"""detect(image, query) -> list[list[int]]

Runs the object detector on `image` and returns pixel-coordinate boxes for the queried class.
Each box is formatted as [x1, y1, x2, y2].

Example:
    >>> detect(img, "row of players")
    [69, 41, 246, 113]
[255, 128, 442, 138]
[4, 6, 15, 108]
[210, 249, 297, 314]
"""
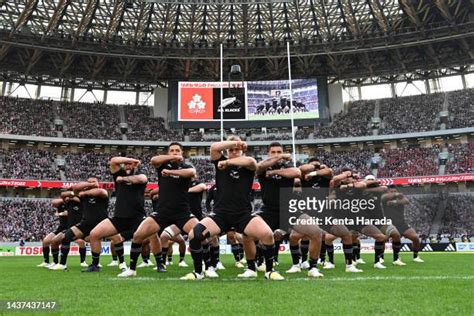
[38, 138, 424, 280]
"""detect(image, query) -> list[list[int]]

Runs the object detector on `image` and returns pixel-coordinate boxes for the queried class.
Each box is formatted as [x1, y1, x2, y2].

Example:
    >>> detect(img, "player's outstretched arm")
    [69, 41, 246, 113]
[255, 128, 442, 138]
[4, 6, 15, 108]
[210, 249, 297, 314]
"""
[267, 167, 301, 179]
[162, 167, 196, 178]
[225, 156, 257, 171]
[79, 188, 108, 199]
[256, 153, 292, 175]
[150, 154, 183, 167]
[117, 174, 148, 184]
[331, 171, 352, 187]
[210, 140, 246, 161]
[72, 182, 98, 195]
[299, 163, 319, 175]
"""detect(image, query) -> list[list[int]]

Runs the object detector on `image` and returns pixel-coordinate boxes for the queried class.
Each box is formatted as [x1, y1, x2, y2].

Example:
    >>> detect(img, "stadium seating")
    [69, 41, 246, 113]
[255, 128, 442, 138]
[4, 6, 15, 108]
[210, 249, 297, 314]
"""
[1, 88, 472, 141]
[0, 144, 471, 181]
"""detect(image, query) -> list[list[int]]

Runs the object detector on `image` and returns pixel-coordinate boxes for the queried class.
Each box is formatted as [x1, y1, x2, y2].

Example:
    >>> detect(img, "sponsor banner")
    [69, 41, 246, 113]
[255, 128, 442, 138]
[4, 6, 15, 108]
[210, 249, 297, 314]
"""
[179, 81, 247, 121]
[456, 242, 474, 252]
[15, 246, 81, 256]
[0, 178, 262, 191]
[11, 242, 462, 257]
[0, 246, 16, 256]
[0, 174, 472, 191]
[379, 173, 474, 186]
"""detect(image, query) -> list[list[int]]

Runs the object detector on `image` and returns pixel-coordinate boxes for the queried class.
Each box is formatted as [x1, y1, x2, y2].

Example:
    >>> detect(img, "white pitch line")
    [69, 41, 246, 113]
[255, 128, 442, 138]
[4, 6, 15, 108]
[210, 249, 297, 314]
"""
[108, 275, 474, 282]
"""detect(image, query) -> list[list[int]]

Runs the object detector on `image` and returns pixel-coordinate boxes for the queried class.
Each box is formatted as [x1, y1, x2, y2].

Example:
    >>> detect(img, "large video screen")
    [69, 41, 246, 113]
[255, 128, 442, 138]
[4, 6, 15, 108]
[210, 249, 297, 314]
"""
[177, 79, 318, 121]
[247, 79, 319, 120]
[178, 82, 247, 121]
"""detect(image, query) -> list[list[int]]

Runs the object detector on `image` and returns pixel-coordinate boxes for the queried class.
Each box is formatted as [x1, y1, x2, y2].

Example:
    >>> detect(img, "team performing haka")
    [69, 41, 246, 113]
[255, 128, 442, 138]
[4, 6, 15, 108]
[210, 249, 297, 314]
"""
[37, 137, 424, 279]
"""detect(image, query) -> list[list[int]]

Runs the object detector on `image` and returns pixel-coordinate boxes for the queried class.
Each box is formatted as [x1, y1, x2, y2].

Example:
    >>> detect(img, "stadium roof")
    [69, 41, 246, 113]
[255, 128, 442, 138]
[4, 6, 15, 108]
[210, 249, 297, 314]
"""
[0, 0, 472, 89]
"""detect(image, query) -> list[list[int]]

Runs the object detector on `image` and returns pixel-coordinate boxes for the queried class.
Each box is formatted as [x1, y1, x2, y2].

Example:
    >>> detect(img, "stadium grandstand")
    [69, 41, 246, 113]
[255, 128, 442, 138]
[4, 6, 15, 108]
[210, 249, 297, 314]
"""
[0, 0, 472, 314]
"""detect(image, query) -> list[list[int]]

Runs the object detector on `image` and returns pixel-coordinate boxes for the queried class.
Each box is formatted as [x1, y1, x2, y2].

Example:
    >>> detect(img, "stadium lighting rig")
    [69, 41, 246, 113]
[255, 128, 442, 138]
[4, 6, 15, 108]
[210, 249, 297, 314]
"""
[143, 0, 291, 4]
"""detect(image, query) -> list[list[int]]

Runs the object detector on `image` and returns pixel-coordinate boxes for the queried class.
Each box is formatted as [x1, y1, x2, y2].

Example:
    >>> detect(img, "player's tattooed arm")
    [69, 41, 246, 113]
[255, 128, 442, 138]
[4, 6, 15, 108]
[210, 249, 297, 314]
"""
[78, 188, 108, 199]
[116, 174, 148, 184]
[150, 155, 184, 167]
[331, 171, 353, 187]
[256, 154, 292, 175]
[299, 163, 319, 175]
[266, 167, 301, 179]
[109, 157, 140, 173]
[161, 167, 196, 178]
[72, 182, 98, 195]
[304, 167, 333, 181]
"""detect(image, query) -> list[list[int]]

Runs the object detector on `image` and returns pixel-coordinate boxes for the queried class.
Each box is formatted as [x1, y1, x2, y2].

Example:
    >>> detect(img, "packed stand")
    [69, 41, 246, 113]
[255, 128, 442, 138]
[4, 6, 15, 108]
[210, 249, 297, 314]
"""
[377, 146, 440, 178]
[189, 157, 215, 183]
[440, 193, 474, 236]
[445, 143, 473, 174]
[125, 105, 183, 141]
[378, 93, 442, 134]
[62, 151, 112, 181]
[445, 89, 474, 129]
[314, 101, 374, 138]
[0, 198, 56, 242]
[0, 97, 56, 137]
[58, 101, 122, 139]
[0, 148, 59, 180]
[404, 194, 441, 236]
[313, 149, 373, 176]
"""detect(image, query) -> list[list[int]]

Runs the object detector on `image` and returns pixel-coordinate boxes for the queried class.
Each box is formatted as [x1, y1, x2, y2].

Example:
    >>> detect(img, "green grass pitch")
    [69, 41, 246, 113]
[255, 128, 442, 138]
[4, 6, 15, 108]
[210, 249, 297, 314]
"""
[1, 253, 473, 315]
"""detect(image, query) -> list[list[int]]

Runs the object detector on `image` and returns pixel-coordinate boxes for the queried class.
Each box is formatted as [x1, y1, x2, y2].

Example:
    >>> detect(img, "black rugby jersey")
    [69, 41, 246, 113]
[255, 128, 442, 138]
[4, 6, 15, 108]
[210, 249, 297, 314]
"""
[155, 161, 192, 215]
[113, 169, 146, 218]
[258, 161, 294, 211]
[212, 155, 254, 214]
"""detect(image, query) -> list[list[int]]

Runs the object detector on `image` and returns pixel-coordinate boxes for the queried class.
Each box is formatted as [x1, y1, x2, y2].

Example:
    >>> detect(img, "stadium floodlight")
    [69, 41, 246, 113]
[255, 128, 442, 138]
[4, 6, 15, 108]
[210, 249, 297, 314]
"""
[230, 65, 241, 75]
[228, 64, 244, 97]
[143, 0, 291, 4]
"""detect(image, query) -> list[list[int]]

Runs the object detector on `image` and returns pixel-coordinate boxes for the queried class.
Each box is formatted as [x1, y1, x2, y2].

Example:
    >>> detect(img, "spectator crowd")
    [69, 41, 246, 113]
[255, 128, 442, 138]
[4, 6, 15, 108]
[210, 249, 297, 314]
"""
[1, 88, 472, 141]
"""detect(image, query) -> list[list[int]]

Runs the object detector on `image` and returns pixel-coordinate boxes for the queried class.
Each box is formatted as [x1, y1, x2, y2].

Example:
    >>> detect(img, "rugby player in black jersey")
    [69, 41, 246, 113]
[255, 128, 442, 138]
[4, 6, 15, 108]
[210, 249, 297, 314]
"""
[86, 157, 147, 273]
[49, 190, 88, 270]
[321, 168, 365, 272]
[239, 142, 310, 278]
[37, 198, 67, 268]
[118, 143, 199, 277]
[182, 136, 284, 280]
[49, 178, 109, 272]
[359, 175, 390, 269]
[159, 178, 206, 269]
[280, 157, 327, 276]
[382, 185, 424, 263]
[206, 184, 244, 269]
[141, 188, 167, 272]
[159, 178, 205, 269]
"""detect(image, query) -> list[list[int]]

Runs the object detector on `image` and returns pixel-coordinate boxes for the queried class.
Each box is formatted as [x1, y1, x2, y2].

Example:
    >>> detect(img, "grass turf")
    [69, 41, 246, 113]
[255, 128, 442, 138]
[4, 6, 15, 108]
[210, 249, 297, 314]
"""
[0, 253, 473, 315]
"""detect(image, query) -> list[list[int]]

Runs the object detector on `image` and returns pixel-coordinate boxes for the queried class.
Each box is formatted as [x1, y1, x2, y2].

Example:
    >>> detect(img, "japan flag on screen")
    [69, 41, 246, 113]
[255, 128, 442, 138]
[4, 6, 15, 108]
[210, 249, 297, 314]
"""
[180, 87, 214, 120]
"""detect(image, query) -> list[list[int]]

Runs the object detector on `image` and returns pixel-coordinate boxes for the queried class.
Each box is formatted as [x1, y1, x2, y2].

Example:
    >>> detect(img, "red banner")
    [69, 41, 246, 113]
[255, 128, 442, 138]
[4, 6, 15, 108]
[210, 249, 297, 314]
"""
[0, 174, 471, 190]
[378, 173, 474, 186]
